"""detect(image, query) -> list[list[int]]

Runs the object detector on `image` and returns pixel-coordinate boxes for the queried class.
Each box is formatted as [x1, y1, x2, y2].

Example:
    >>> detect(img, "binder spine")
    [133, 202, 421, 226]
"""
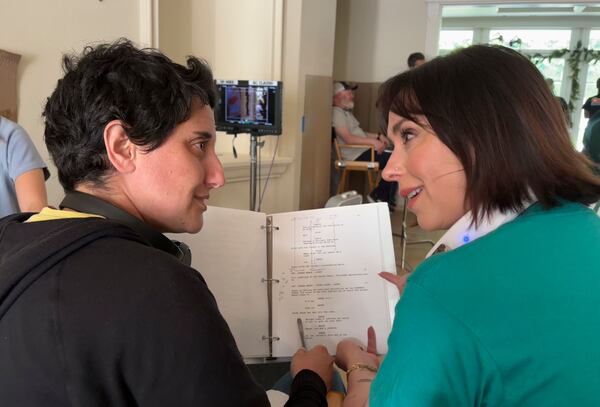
[262, 216, 278, 357]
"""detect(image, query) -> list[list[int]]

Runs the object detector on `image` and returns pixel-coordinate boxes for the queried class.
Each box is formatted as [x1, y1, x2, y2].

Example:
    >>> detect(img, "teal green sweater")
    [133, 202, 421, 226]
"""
[371, 202, 600, 406]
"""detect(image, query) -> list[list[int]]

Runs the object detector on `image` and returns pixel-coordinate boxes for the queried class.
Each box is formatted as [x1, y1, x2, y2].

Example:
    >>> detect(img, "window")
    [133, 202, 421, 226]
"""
[489, 29, 571, 50]
[489, 29, 569, 113]
[589, 29, 600, 49]
[438, 30, 473, 53]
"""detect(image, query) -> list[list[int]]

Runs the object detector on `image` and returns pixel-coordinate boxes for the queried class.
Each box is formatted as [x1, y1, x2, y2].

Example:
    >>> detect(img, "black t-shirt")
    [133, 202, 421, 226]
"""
[583, 94, 600, 117]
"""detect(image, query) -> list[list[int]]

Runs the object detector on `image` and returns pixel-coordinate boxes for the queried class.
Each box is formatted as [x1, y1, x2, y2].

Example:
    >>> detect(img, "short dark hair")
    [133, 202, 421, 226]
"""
[407, 52, 425, 68]
[379, 45, 600, 224]
[43, 38, 217, 191]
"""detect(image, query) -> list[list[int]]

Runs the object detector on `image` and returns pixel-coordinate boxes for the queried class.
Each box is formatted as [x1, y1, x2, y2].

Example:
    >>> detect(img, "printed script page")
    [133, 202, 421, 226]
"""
[271, 203, 398, 356]
[168, 206, 269, 358]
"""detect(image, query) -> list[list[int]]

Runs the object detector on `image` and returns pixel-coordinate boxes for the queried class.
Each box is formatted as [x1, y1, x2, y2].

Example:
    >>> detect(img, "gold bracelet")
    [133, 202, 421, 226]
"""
[346, 363, 378, 381]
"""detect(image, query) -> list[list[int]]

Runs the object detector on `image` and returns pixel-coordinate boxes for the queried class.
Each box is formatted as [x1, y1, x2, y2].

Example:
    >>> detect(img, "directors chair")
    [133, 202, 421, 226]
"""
[332, 138, 380, 195]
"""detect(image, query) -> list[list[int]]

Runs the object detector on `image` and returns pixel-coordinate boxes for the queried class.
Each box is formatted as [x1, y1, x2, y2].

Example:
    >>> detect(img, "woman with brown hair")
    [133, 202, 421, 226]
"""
[336, 45, 600, 406]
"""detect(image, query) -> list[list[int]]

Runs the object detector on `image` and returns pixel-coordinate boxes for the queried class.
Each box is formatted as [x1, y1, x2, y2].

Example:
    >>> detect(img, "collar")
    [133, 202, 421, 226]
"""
[426, 202, 534, 258]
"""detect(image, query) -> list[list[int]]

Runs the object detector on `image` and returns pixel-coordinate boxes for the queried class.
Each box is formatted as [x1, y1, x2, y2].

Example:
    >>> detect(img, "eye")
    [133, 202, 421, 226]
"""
[400, 128, 416, 144]
[193, 140, 209, 153]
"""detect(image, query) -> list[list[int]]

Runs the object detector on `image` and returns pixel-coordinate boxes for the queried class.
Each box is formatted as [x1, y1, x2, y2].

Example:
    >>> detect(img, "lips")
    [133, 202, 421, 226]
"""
[195, 195, 209, 210]
[400, 186, 423, 200]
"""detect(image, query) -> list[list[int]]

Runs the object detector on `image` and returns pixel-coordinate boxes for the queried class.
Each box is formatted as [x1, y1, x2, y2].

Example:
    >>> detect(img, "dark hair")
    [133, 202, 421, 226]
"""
[407, 52, 425, 68]
[43, 38, 217, 191]
[597, 77, 600, 91]
[378, 44, 600, 224]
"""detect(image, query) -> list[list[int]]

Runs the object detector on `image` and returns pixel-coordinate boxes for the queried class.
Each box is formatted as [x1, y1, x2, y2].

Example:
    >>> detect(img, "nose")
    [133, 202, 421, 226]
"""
[381, 147, 405, 182]
[205, 153, 225, 189]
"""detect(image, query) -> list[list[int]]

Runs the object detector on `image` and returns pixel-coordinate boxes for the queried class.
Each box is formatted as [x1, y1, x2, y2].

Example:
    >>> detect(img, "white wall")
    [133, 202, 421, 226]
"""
[334, 0, 428, 82]
[0, 0, 141, 207]
[1, 0, 429, 213]
[159, 0, 337, 213]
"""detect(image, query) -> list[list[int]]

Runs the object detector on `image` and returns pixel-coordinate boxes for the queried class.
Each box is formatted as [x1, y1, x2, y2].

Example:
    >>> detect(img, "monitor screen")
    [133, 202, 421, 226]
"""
[214, 80, 283, 136]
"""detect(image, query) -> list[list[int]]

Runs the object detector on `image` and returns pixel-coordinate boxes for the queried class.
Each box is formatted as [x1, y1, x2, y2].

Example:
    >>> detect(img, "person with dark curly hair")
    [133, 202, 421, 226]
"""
[406, 52, 425, 69]
[0, 39, 332, 406]
[334, 45, 600, 406]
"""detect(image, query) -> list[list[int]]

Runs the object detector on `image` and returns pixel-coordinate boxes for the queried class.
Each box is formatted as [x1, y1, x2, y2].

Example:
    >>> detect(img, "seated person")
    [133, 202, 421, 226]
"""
[332, 81, 397, 208]
[0, 39, 333, 406]
[0, 116, 49, 217]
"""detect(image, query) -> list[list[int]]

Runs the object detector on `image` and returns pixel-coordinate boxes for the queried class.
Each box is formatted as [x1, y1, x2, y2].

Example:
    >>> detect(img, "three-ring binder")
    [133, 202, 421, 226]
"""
[263, 216, 278, 357]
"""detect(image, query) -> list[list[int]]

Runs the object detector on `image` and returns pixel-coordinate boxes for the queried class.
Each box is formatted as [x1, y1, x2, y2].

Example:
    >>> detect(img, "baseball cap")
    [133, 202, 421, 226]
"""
[333, 81, 358, 95]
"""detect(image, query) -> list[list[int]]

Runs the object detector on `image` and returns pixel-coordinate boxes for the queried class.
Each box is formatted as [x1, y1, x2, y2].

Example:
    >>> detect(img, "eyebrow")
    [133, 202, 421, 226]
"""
[193, 131, 213, 140]
[391, 118, 409, 135]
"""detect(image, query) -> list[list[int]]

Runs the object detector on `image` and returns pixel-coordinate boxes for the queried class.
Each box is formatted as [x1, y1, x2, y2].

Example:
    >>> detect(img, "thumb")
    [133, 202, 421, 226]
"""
[379, 271, 408, 294]
[366, 326, 377, 355]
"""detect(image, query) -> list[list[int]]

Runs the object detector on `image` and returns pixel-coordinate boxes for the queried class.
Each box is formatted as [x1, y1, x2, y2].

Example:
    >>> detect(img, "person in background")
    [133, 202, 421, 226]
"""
[336, 45, 600, 406]
[332, 81, 397, 209]
[545, 77, 572, 128]
[406, 52, 426, 69]
[0, 39, 333, 406]
[0, 116, 49, 217]
[582, 77, 600, 119]
[583, 109, 600, 174]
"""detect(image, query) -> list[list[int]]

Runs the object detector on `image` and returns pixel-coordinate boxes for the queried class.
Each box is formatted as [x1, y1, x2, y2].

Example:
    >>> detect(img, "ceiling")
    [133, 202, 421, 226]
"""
[442, 3, 600, 17]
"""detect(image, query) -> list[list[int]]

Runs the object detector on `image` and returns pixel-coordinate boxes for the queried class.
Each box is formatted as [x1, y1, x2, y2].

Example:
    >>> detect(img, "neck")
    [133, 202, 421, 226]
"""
[75, 183, 144, 223]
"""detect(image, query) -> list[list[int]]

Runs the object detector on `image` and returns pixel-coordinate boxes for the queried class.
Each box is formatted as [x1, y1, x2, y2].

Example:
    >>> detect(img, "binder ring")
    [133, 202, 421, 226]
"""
[261, 278, 280, 283]
[262, 335, 280, 341]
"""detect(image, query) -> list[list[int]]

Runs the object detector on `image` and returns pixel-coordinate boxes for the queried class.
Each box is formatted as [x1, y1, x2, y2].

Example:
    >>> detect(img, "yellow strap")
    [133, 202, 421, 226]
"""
[25, 207, 103, 223]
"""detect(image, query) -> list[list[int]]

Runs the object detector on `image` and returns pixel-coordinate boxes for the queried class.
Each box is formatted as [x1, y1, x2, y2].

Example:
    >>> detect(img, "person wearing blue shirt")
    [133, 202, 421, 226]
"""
[0, 116, 49, 217]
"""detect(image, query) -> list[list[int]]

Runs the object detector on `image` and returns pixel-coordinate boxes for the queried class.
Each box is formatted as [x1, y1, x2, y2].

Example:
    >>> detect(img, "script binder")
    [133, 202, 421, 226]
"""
[172, 202, 399, 359]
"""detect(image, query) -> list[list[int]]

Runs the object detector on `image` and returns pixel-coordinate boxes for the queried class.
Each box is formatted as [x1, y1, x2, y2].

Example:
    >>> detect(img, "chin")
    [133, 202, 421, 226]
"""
[416, 216, 445, 232]
[182, 215, 204, 234]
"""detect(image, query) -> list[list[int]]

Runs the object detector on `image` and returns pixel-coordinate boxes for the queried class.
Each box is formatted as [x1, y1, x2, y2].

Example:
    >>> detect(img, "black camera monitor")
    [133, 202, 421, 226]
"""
[214, 80, 283, 136]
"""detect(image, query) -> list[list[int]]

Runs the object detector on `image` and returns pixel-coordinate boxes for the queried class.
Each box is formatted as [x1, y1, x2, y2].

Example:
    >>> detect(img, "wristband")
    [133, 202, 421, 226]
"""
[346, 363, 378, 381]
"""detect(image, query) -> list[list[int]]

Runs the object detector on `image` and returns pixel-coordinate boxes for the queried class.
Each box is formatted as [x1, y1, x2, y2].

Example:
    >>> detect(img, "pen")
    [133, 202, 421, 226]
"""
[297, 318, 307, 348]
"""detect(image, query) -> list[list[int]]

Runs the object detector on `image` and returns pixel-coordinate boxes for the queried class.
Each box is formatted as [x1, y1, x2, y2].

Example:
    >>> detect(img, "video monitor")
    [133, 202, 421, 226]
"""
[214, 80, 283, 136]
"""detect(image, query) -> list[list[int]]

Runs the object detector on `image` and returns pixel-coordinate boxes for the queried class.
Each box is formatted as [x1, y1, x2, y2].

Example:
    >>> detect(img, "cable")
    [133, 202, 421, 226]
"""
[257, 135, 280, 212]
[258, 136, 261, 211]
[232, 134, 238, 158]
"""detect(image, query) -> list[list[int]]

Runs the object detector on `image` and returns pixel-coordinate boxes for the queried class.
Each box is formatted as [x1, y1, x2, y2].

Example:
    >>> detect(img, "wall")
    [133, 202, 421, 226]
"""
[159, 0, 337, 214]
[0, 0, 141, 207]
[334, 0, 428, 82]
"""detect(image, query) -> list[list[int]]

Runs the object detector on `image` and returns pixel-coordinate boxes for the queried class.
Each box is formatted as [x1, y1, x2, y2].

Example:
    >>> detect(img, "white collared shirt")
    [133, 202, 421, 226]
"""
[426, 203, 534, 258]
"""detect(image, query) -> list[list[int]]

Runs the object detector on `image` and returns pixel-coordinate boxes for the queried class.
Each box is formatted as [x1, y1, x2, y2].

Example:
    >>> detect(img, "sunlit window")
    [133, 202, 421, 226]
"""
[489, 29, 571, 50]
[438, 30, 473, 52]
[589, 29, 600, 49]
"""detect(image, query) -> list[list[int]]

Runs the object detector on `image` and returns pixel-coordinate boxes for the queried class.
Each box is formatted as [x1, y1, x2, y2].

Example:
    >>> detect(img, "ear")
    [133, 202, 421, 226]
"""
[103, 120, 137, 174]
